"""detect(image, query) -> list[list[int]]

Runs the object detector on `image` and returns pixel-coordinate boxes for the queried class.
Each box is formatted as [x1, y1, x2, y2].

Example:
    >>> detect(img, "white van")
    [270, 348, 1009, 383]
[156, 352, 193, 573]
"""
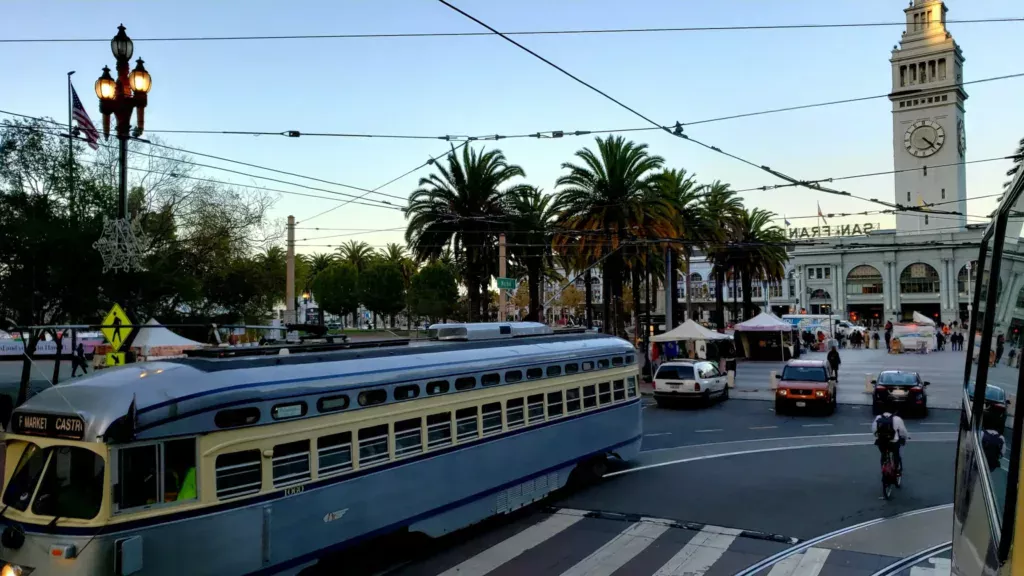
[653, 360, 729, 407]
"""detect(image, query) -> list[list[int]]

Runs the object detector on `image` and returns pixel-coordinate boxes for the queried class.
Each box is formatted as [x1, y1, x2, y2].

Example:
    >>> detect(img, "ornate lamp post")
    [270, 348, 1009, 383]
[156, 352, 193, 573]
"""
[94, 24, 151, 219]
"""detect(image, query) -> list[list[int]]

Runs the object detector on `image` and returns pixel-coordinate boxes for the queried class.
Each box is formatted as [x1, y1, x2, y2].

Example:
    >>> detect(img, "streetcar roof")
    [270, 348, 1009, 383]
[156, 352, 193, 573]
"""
[11, 330, 635, 442]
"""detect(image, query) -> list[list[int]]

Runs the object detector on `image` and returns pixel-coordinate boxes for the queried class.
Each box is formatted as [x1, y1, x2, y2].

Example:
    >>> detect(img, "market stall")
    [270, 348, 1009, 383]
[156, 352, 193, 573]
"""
[129, 318, 205, 360]
[734, 312, 799, 361]
[890, 311, 937, 354]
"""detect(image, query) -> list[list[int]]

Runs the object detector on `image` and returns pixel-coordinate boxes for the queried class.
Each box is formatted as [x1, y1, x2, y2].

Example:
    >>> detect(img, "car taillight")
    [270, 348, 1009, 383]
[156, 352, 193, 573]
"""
[990, 403, 1006, 412]
[910, 386, 923, 393]
[875, 386, 887, 393]
[694, 382, 701, 391]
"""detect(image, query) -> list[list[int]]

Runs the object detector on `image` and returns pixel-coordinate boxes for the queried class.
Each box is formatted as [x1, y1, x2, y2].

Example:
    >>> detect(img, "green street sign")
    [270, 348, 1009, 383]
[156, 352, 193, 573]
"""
[496, 277, 516, 290]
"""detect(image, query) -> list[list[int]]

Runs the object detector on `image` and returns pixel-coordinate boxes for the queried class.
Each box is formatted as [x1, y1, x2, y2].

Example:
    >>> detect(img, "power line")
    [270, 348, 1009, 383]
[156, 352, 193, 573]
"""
[436, 0, 962, 217]
[2, 17, 1021, 43]
[136, 71, 1024, 139]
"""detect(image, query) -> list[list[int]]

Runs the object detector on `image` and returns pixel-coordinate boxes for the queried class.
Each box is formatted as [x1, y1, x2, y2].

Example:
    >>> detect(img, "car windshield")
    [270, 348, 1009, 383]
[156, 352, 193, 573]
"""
[1, 443, 105, 520]
[969, 383, 1006, 403]
[782, 366, 827, 382]
[878, 372, 918, 385]
[656, 365, 695, 380]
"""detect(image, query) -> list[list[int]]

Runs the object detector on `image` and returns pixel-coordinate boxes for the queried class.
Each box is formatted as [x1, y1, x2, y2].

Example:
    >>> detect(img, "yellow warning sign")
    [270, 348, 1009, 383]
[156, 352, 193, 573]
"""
[106, 352, 126, 366]
[101, 303, 132, 352]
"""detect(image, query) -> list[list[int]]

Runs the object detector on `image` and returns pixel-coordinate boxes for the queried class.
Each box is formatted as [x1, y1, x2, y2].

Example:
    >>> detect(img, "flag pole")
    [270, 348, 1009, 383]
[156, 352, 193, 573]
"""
[67, 71, 75, 225]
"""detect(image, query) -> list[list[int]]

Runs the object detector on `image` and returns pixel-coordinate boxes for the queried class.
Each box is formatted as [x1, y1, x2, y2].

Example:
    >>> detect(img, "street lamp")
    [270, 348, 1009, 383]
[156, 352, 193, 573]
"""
[94, 24, 151, 220]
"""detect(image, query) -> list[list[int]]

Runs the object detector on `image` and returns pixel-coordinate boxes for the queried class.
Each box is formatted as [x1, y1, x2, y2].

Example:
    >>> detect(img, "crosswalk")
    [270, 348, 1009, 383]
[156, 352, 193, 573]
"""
[389, 508, 952, 576]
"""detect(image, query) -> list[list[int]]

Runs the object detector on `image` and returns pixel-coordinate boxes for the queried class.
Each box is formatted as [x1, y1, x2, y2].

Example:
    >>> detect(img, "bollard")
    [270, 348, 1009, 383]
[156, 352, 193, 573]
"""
[864, 373, 874, 394]
[727, 370, 735, 389]
[770, 370, 778, 390]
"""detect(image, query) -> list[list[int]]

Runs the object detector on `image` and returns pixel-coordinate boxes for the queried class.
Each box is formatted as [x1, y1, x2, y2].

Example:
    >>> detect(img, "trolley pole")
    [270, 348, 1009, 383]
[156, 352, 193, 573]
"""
[286, 215, 296, 324]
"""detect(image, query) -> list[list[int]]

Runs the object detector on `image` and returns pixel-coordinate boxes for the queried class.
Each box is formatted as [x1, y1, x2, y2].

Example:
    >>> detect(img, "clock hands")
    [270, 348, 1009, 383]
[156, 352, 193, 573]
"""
[922, 136, 935, 148]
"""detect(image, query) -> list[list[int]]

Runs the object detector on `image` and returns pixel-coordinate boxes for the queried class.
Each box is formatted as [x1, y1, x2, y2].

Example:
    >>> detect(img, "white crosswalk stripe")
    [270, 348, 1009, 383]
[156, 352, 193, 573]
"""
[910, 557, 952, 576]
[436, 509, 587, 576]
[765, 554, 803, 576]
[791, 548, 830, 576]
[652, 526, 741, 576]
[559, 520, 670, 576]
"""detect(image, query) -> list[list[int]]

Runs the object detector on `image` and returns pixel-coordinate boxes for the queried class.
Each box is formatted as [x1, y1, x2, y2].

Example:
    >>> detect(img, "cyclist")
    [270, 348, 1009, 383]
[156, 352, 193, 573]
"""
[872, 408, 909, 473]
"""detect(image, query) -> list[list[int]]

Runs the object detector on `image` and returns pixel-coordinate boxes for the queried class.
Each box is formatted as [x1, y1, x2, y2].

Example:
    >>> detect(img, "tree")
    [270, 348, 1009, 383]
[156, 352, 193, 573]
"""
[336, 240, 375, 272]
[313, 263, 360, 325]
[359, 261, 406, 328]
[405, 146, 528, 322]
[1004, 137, 1024, 191]
[657, 168, 702, 324]
[511, 281, 531, 320]
[553, 136, 672, 337]
[505, 186, 557, 322]
[558, 284, 585, 319]
[408, 261, 459, 323]
[380, 242, 416, 288]
[700, 181, 744, 329]
[732, 208, 789, 319]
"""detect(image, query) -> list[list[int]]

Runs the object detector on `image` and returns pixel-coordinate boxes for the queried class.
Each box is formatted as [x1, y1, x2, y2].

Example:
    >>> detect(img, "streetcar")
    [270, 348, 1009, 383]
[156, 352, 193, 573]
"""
[951, 165, 1024, 575]
[0, 322, 642, 576]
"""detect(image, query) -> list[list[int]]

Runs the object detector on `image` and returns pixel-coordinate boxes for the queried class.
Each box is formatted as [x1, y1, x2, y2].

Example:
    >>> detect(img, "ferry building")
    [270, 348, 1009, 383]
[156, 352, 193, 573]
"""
[654, 0, 1020, 328]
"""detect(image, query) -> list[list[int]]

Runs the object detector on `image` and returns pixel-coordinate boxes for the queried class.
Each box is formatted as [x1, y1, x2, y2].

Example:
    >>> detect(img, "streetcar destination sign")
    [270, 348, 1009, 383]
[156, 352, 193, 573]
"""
[11, 412, 85, 440]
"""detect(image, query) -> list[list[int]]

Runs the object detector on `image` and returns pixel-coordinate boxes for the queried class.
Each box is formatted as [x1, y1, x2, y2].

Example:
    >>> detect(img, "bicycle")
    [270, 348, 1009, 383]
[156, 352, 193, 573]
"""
[881, 445, 903, 499]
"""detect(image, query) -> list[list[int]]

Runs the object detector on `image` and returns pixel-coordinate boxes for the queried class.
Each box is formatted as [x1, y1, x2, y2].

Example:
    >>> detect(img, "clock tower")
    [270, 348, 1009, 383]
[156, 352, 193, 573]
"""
[889, 0, 967, 233]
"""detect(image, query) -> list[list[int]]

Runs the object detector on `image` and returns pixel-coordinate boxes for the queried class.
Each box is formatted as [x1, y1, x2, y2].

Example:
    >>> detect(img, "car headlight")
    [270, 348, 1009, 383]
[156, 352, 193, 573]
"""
[777, 389, 788, 396]
[815, 390, 826, 397]
[2, 563, 33, 576]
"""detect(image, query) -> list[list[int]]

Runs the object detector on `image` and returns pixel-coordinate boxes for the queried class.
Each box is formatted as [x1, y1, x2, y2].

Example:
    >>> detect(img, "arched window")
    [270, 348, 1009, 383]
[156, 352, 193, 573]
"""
[900, 263, 940, 294]
[846, 265, 883, 295]
[810, 289, 831, 300]
[690, 272, 703, 282]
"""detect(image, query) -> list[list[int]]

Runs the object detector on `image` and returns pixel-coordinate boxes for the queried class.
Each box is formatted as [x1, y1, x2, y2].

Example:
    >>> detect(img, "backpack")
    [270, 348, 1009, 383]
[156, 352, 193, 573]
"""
[876, 415, 896, 441]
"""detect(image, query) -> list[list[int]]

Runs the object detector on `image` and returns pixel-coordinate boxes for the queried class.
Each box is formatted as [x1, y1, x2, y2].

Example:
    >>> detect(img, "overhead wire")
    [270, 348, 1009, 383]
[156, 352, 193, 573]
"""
[1, 17, 1021, 43]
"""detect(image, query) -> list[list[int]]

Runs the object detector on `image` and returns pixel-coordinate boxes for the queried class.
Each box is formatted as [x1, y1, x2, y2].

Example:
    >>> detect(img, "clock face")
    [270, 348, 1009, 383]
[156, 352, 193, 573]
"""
[904, 120, 945, 158]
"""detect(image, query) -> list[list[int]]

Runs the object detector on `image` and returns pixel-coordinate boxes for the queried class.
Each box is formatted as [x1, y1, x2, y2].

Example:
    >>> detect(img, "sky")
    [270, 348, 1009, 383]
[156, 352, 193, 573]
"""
[2, 0, 1023, 255]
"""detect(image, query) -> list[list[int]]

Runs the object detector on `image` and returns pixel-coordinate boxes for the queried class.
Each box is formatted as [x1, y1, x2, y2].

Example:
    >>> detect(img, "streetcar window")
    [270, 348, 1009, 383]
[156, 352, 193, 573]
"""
[455, 376, 477, 391]
[565, 363, 579, 374]
[599, 382, 612, 404]
[163, 438, 197, 503]
[427, 380, 450, 395]
[395, 418, 423, 458]
[272, 440, 311, 488]
[505, 370, 523, 383]
[481, 373, 501, 386]
[272, 402, 307, 421]
[547, 391, 564, 418]
[625, 355, 635, 364]
[318, 394, 350, 413]
[613, 380, 626, 401]
[583, 385, 597, 409]
[426, 412, 452, 449]
[566, 388, 581, 413]
[214, 407, 260, 429]
[627, 376, 637, 398]
[598, 359, 610, 369]
[506, 398, 525, 428]
[527, 394, 545, 423]
[358, 389, 387, 406]
[612, 357, 624, 367]
[118, 445, 159, 509]
[3, 443, 48, 512]
[482, 403, 503, 435]
[215, 450, 262, 500]
[526, 367, 543, 380]
[546, 365, 562, 377]
[32, 446, 104, 520]
[317, 432, 353, 477]
[394, 385, 420, 401]
[455, 407, 479, 441]
[582, 361, 595, 372]
[358, 425, 390, 467]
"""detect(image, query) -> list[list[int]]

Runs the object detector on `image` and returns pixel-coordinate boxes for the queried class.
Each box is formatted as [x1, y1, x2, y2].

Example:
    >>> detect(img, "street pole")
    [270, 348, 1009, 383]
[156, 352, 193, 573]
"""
[286, 216, 296, 324]
[117, 132, 128, 219]
[498, 233, 507, 322]
[67, 71, 75, 224]
[664, 248, 673, 331]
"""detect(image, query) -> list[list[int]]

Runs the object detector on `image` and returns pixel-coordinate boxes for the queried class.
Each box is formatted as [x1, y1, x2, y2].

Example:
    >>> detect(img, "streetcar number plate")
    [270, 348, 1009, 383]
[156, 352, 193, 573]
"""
[796, 401, 807, 407]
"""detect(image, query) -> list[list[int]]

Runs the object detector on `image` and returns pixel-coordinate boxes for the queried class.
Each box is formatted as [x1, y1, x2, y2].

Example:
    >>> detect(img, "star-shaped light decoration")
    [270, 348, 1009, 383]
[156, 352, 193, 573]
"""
[93, 216, 151, 273]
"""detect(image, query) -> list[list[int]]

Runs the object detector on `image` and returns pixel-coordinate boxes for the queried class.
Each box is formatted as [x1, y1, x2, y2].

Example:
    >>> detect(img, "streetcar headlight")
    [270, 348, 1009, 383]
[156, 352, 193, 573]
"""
[1, 563, 31, 576]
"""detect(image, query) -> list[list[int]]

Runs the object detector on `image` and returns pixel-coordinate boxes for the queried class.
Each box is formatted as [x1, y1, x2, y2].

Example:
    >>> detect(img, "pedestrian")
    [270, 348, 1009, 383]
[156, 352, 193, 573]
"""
[884, 329, 892, 352]
[872, 330, 881, 350]
[827, 345, 841, 381]
[70, 342, 88, 377]
[936, 331, 945, 351]
[996, 334, 1006, 364]
[1009, 348, 1017, 367]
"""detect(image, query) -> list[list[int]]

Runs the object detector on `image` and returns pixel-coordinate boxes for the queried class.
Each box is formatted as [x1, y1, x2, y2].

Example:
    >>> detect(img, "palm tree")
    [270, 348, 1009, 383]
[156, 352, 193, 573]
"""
[733, 208, 789, 319]
[336, 240, 375, 272]
[553, 136, 672, 336]
[657, 168, 702, 325]
[405, 146, 528, 322]
[380, 243, 416, 288]
[506, 186, 557, 321]
[700, 181, 744, 330]
[1004, 137, 1024, 191]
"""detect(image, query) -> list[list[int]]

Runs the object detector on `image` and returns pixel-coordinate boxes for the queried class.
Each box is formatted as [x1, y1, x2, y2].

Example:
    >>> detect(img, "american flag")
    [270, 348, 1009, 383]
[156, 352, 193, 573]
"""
[71, 85, 99, 150]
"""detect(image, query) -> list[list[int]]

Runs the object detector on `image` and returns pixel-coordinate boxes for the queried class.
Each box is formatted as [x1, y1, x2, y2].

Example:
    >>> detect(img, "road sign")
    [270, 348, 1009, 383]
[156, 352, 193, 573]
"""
[101, 303, 132, 352]
[106, 352, 126, 366]
[497, 277, 516, 290]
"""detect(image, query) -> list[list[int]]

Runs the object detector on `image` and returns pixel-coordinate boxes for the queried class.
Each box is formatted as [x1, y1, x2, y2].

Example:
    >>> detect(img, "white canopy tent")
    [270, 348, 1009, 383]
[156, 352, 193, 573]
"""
[733, 312, 795, 361]
[132, 318, 204, 358]
[651, 320, 732, 342]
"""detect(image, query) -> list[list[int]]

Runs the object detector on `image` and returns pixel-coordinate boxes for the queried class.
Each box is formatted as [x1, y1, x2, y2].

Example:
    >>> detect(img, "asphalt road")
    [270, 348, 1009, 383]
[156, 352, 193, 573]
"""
[313, 399, 958, 576]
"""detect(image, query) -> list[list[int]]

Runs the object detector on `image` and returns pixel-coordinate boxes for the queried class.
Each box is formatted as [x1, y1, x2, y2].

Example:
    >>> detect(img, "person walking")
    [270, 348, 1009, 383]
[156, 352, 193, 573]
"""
[827, 345, 842, 382]
[70, 342, 88, 377]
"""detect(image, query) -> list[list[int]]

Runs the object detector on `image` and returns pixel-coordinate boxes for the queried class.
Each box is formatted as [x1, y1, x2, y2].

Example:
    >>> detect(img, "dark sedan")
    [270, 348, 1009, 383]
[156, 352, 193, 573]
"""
[968, 382, 1009, 434]
[872, 370, 929, 417]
